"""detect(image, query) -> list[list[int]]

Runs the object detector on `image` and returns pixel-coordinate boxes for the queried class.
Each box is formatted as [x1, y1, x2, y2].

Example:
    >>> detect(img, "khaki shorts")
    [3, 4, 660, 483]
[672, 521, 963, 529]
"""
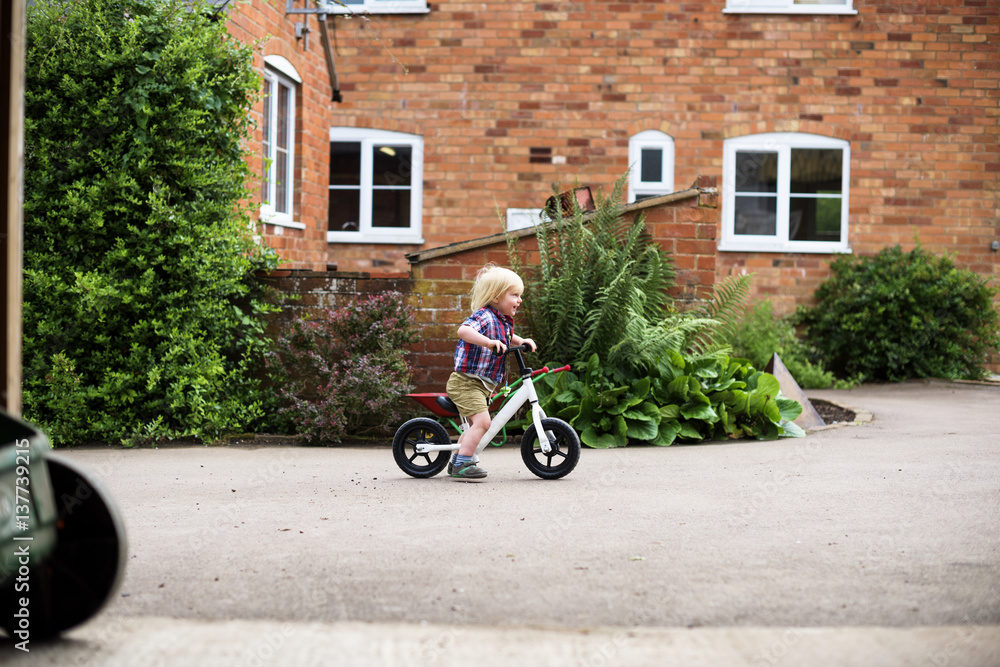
[446, 372, 497, 418]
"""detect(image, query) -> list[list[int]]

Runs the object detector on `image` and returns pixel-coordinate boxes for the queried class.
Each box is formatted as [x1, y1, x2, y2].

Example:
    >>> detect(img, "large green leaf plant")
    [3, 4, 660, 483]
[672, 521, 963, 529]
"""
[535, 352, 804, 448]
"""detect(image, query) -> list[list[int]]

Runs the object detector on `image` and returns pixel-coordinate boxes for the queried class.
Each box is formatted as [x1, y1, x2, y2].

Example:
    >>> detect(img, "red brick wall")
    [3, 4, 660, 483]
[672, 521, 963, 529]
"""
[229, 1, 999, 370]
[259, 191, 718, 393]
[227, 3, 335, 270]
[271, 1, 998, 276]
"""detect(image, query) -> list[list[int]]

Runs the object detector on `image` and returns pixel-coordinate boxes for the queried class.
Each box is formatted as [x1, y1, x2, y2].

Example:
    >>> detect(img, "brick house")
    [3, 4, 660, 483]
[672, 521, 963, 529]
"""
[228, 0, 999, 368]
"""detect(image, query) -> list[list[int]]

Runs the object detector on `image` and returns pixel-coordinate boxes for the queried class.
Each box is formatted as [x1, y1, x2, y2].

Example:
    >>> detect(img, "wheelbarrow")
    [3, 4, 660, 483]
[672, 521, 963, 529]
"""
[0, 410, 127, 641]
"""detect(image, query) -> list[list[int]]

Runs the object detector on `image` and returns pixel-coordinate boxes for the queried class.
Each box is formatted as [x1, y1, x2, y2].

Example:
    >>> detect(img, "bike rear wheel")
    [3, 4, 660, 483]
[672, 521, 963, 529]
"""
[520, 418, 581, 480]
[392, 418, 453, 478]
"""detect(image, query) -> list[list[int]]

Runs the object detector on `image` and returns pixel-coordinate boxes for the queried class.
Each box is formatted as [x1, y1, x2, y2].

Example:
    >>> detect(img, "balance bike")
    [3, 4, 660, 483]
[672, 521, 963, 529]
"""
[392, 345, 580, 480]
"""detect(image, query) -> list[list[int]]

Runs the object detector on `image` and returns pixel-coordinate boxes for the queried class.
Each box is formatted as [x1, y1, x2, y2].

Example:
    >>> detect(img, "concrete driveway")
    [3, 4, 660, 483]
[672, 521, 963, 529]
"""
[2, 380, 998, 665]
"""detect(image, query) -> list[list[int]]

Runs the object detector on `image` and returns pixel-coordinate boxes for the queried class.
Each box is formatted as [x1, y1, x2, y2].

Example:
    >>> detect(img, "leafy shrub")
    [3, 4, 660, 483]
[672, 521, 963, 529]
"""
[534, 351, 803, 448]
[732, 301, 848, 389]
[797, 245, 1000, 382]
[267, 292, 417, 443]
[509, 173, 802, 446]
[21, 0, 277, 445]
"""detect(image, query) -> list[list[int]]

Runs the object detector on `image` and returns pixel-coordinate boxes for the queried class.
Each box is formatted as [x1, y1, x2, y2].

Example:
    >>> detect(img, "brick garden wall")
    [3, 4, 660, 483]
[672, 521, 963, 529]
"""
[257, 269, 413, 337]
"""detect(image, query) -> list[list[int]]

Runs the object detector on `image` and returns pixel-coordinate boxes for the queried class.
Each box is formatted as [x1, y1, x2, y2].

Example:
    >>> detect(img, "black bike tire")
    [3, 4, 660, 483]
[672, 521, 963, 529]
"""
[520, 418, 581, 480]
[392, 418, 453, 478]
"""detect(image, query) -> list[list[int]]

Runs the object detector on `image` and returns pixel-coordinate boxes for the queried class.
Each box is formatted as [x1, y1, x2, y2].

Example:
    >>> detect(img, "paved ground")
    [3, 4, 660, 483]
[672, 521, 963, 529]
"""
[2, 380, 998, 665]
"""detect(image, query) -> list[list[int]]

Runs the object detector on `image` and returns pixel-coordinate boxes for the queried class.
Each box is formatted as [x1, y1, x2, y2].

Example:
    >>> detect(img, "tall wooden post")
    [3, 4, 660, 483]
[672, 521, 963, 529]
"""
[1, 0, 25, 416]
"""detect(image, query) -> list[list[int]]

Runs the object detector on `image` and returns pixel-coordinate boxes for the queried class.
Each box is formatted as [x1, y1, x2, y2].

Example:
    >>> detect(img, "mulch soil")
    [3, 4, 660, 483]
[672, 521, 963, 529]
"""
[809, 398, 856, 424]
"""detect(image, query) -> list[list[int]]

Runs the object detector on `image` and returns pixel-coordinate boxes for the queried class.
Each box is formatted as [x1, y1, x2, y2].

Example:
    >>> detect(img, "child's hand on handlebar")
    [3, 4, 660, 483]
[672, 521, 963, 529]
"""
[504, 340, 536, 353]
[490, 339, 508, 354]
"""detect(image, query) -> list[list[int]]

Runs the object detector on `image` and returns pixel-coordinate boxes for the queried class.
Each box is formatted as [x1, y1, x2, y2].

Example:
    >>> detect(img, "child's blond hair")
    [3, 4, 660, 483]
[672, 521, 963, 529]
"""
[470, 263, 524, 312]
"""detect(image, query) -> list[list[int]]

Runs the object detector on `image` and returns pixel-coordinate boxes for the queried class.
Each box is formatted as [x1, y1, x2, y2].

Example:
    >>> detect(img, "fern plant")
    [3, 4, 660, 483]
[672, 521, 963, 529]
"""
[682, 273, 753, 357]
[512, 174, 678, 367]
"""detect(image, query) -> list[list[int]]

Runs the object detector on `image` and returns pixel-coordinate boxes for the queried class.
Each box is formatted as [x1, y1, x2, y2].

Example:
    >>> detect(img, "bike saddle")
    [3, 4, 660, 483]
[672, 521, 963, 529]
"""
[435, 395, 459, 416]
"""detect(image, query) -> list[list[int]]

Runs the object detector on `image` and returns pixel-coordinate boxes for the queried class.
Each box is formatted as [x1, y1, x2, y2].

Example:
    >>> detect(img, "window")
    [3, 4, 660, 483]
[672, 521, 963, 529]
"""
[724, 0, 856, 14]
[261, 57, 301, 228]
[628, 131, 675, 203]
[720, 133, 850, 254]
[324, 0, 428, 14]
[328, 128, 424, 244]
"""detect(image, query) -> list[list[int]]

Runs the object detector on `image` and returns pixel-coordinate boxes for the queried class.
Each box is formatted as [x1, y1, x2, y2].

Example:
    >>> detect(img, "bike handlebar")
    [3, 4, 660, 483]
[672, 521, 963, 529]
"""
[501, 345, 573, 378]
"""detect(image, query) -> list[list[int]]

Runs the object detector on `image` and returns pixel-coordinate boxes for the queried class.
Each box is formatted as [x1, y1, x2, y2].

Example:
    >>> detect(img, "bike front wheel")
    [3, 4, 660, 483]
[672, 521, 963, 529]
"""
[392, 418, 453, 478]
[520, 418, 581, 480]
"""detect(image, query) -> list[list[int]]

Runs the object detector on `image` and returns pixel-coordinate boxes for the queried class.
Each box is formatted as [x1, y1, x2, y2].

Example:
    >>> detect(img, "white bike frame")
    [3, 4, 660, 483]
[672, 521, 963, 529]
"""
[412, 375, 552, 458]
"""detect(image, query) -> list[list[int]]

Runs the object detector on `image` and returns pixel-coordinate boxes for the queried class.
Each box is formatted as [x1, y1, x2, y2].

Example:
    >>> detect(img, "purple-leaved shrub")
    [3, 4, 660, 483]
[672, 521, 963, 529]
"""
[268, 292, 417, 443]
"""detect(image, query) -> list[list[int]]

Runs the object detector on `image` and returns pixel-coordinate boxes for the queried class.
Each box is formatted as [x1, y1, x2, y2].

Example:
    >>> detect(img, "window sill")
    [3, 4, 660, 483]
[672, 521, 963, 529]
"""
[718, 241, 852, 254]
[723, 7, 857, 15]
[259, 216, 306, 230]
[327, 232, 425, 245]
[329, 7, 430, 15]
[629, 191, 675, 204]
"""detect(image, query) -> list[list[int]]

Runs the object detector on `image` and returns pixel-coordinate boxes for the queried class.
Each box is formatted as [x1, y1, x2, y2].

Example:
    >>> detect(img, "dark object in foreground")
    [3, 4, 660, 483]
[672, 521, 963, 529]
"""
[545, 186, 596, 218]
[0, 411, 127, 640]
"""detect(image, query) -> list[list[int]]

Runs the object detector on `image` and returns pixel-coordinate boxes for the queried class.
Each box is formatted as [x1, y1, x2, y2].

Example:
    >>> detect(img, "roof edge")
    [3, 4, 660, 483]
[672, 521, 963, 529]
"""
[406, 187, 704, 265]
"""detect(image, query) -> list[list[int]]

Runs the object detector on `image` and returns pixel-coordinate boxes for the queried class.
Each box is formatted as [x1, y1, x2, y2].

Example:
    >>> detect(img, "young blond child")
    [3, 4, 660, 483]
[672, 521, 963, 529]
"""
[446, 264, 536, 480]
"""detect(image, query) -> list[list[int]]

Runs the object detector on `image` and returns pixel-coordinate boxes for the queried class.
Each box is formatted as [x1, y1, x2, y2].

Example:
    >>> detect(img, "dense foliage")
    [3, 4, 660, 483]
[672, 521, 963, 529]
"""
[267, 293, 418, 444]
[508, 175, 802, 446]
[22, 0, 277, 445]
[797, 245, 999, 382]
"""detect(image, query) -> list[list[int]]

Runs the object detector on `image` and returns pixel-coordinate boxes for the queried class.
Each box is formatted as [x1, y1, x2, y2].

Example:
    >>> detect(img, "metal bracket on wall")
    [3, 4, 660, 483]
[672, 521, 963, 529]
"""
[284, 0, 343, 103]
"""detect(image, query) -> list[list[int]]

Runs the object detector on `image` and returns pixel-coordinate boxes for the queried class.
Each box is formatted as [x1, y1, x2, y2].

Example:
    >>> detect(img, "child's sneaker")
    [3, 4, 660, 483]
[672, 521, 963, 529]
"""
[449, 461, 487, 480]
[447, 457, 479, 475]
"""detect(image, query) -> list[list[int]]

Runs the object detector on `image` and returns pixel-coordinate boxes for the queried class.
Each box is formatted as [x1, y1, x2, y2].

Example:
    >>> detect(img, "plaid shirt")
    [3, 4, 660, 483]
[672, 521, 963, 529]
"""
[453, 306, 514, 385]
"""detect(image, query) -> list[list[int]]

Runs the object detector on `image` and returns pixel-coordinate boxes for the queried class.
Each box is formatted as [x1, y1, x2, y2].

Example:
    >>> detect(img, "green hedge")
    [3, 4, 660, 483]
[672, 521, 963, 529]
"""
[22, 0, 277, 445]
[797, 245, 999, 382]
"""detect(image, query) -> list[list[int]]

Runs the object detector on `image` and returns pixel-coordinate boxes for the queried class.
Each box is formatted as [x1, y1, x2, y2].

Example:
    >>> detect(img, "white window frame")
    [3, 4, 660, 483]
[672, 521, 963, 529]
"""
[720, 133, 851, 254]
[260, 57, 303, 229]
[327, 128, 424, 245]
[724, 0, 856, 14]
[323, 0, 429, 14]
[628, 130, 675, 203]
